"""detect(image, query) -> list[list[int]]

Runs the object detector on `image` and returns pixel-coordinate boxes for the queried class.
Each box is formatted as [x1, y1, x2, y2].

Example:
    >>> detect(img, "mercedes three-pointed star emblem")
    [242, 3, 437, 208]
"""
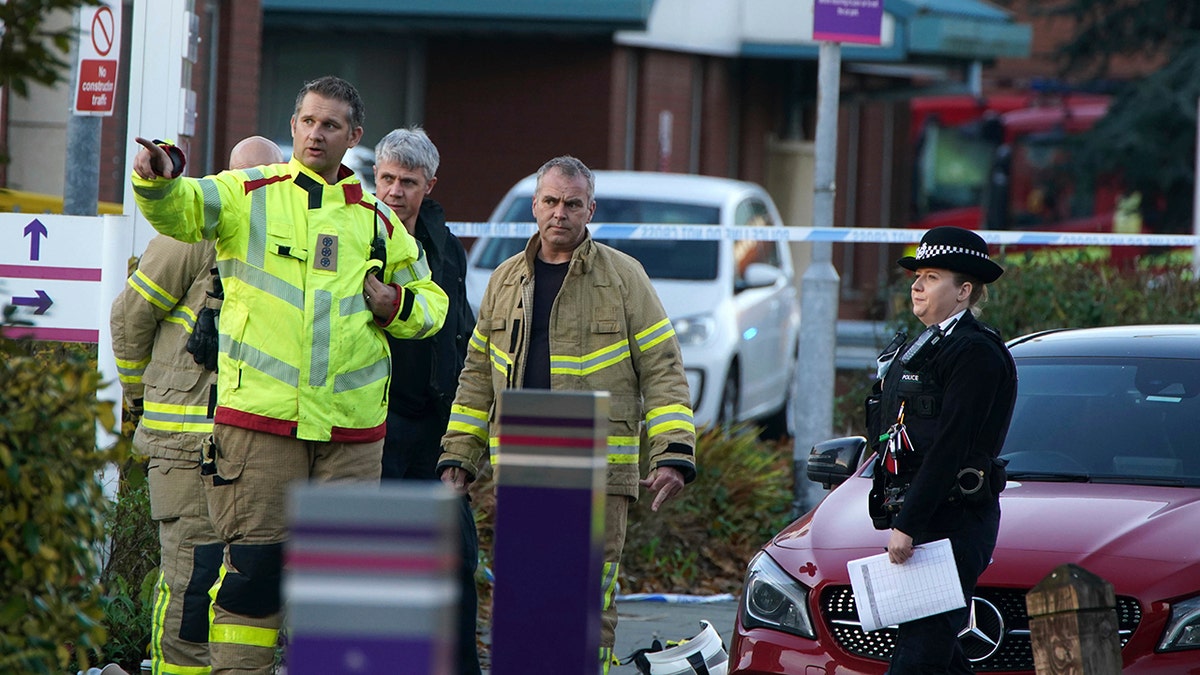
[958, 597, 1006, 662]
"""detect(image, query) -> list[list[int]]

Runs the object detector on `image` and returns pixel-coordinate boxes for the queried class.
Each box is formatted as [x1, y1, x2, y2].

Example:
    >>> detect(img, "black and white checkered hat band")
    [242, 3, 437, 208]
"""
[915, 243, 989, 261]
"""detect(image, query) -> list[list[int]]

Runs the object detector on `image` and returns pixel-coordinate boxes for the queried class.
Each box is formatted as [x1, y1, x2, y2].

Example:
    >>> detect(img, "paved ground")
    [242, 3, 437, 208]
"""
[477, 595, 740, 674]
[610, 597, 739, 673]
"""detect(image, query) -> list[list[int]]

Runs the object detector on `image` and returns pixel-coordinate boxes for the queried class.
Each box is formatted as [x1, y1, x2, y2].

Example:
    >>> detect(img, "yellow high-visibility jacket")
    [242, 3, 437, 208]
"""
[110, 235, 217, 460]
[437, 233, 696, 497]
[132, 157, 448, 442]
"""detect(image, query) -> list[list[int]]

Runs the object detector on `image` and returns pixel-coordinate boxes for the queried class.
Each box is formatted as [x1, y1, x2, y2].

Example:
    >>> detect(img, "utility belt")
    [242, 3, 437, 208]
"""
[869, 456, 1008, 530]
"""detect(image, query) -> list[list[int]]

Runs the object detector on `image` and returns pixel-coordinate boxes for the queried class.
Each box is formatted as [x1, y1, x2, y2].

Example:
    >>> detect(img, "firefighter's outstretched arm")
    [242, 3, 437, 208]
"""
[133, 137, 185, 180]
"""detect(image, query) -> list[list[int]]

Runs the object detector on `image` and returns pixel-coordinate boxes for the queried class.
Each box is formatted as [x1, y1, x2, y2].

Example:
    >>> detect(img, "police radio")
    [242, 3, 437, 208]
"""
[897, 318, 957, 372]
[369, 206, 386, 282]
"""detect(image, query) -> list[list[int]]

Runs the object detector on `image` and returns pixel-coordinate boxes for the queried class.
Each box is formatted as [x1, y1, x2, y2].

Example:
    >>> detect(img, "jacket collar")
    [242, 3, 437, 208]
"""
[414, 198, 448, 252]
[288, 156, 357, 186]
[522, 229, 595, 274]
[290, 157, 365, 208]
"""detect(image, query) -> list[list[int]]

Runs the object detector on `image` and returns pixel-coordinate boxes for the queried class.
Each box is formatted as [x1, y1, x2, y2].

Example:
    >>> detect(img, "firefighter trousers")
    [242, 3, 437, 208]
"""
[600, 494, 630, 672]
[148, 455, 223, 675]
[205, 424, 383, 674]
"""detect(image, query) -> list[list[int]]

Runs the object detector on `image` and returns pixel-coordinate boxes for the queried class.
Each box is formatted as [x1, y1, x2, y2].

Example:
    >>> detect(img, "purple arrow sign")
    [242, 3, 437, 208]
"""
[12, 289, 53, 315]
[24, 218, 48, 261]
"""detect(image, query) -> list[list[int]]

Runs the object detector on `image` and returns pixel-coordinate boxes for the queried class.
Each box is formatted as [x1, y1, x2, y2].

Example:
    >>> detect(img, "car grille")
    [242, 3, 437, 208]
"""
[820, 586, 1142, 671]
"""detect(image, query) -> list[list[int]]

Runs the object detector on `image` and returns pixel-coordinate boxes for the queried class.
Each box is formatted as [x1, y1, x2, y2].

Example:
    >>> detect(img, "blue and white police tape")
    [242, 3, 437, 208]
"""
[617, 593, 737, 603]
[447, 222, 1200, 248]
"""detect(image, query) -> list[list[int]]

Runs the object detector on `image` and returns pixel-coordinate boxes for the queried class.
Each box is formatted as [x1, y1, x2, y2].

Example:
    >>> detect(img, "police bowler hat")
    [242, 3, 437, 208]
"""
[898, 226, 1003, 283]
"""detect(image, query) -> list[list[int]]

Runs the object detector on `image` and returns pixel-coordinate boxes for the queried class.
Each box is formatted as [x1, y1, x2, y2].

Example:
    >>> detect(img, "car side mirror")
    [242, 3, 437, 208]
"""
[807, 436, 867, 489]
[736, 262, 784, 292]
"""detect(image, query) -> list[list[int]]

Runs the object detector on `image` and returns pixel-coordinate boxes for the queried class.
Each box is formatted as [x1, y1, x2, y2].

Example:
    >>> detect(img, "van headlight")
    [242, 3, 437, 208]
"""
[1159, 595, 1200, 651]
[675, 313, 716, 346]
[740, 552, 816, 639]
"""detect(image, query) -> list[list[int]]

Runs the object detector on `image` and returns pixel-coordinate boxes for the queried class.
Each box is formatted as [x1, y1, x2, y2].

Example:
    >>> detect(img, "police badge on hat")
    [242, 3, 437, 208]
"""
[897, 226, 1004, 283]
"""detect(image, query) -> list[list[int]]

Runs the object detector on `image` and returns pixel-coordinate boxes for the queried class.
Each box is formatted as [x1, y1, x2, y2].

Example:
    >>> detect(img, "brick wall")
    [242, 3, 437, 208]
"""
[634, 50, 696, 173]
[423, 37, 614, 221]
[214, 0, 263, 166]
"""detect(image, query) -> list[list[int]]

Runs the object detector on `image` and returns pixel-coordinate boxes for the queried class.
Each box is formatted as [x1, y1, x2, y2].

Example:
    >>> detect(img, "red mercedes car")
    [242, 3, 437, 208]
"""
[731, 325, 1200, 673]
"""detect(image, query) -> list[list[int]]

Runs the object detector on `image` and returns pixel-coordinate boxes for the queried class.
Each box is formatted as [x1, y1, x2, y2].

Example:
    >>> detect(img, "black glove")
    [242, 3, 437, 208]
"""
[122, 397, 144, 436]
[187, 307, 220, 371]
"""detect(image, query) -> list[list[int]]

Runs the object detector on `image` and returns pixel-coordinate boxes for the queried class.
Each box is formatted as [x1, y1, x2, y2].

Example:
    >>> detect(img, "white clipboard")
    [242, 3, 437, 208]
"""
[847, 538, 966, 632]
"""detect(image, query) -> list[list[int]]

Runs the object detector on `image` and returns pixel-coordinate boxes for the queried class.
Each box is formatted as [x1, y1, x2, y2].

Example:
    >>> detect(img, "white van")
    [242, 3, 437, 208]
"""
[465, 171, 801, 435]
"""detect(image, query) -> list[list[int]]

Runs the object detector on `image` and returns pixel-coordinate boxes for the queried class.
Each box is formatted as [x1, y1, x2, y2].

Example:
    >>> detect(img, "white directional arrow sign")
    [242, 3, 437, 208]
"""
[1, 213, 129, 343]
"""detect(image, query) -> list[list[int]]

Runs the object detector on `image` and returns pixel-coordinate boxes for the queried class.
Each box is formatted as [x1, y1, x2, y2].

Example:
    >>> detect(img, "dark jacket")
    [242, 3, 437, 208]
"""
[877, 311, 1017, 539]
[387, 199, 474, 417]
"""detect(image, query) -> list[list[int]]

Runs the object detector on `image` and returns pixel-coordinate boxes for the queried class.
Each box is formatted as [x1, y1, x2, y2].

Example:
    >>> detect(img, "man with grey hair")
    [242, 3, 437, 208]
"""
[374, 126, 480, 674]
[438, 155, 697, 673]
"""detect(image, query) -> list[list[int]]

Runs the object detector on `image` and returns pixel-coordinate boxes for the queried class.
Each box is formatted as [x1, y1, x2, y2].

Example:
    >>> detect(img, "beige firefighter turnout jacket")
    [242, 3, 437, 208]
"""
[438, 233, 696, 498]
[111, 236, 218, 460]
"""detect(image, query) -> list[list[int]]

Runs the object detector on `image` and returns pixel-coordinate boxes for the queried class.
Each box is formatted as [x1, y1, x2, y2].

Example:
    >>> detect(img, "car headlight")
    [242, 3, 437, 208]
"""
[674, 313, 716, 347]
[1159, 595, 1200, 651]
[740, 551, 816, 639]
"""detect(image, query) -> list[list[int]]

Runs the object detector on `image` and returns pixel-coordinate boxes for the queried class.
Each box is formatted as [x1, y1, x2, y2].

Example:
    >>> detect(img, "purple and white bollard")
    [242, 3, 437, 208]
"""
[490, 390, 609, 675]
[285, 482, 460, 674]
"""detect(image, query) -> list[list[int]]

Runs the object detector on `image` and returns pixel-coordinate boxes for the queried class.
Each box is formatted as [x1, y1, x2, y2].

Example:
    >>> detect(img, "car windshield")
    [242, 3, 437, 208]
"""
[1000, 356, 1200, 487]
[473, 196, 722, 280]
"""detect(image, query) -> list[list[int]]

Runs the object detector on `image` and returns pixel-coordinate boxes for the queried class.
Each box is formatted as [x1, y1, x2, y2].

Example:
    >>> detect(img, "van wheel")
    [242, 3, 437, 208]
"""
[718, 366, 738, 428]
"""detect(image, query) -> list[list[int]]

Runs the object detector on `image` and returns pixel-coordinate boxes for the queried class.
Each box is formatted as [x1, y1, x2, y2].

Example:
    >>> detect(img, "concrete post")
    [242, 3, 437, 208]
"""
[791, 41, 841, 517]
[63, 116, 101, 216]
[285, 482, 461, 674]
[490, 390, 608, 675]
[1026, 563, 1122, 675]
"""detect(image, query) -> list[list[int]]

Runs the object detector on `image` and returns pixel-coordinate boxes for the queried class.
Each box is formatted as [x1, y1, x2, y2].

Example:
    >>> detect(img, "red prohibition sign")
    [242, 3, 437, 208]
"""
[91, 6, 115, 57]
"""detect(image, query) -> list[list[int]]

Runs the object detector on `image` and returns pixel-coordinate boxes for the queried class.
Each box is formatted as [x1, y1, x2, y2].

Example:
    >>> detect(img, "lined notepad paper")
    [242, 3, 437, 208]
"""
[847, 538, 966, 632]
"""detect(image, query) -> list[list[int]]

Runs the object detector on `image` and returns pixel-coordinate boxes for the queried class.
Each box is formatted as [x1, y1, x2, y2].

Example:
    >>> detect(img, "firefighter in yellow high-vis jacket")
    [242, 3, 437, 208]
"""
[112, 136, 284, 675]
[130, 76, 448, 674]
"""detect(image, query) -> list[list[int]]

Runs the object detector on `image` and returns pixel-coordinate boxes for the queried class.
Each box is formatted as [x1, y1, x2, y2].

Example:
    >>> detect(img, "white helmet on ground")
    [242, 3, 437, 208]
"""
[628, 620, 729, 675]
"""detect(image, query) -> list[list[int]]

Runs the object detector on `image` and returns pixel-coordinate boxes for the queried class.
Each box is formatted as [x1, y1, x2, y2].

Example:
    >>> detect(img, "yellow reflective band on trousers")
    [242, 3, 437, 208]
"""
[143, 401, 215, 434]
[157, 664, 212, 675]
[150, 571, 214, 675]
[636, 317, 677, 352]
[490, 435, 638, 465]
[448, 404, 489, 441]
[602, 560, 620, 613]
[116, 355, 150, 384]
[550, 339, 630, 377]
[600, 647, 615, 674]
[208, 565, 278, 649]
[645, 404, 696, 438]
[150, 570, 169, 672]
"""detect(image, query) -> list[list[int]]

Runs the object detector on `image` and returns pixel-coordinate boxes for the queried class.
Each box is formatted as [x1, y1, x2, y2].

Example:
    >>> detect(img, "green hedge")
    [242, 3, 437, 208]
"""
[838, 256, 1200, 437]
[0, 327, 127, 672]
[888, 253, 1200, 341]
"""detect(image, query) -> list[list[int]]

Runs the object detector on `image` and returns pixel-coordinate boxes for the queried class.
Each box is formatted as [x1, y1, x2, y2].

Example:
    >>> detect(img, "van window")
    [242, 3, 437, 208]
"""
[477, 195, 721, 280]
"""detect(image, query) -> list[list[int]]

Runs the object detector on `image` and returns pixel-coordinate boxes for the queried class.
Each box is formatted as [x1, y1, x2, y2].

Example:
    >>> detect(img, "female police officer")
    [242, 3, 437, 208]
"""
[868, 226, 1017, 674]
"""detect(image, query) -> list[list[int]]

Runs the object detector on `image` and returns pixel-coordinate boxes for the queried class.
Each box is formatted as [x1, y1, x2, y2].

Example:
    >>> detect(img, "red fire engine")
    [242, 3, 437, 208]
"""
[909, 92, 1146, 262]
